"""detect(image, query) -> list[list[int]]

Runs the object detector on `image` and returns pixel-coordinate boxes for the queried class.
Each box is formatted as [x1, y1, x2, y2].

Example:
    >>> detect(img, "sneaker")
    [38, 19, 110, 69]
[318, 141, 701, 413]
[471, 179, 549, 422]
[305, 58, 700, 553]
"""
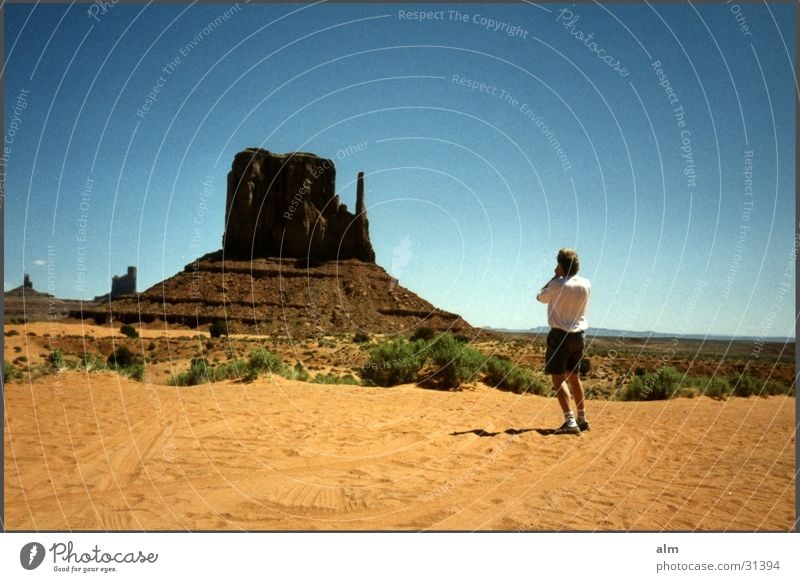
[577, 419, 590, 432]
[553, 420, 580, 435]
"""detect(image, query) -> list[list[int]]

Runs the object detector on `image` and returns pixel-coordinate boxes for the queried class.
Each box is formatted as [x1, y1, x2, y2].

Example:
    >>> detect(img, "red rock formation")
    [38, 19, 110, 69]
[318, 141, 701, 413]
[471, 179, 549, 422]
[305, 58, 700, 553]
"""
[224, 148, 375, 262]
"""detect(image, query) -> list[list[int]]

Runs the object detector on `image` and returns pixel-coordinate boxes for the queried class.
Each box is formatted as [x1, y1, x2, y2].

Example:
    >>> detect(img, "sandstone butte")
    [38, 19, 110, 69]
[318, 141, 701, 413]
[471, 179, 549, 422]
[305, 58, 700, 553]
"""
[77, 148, 471, 338]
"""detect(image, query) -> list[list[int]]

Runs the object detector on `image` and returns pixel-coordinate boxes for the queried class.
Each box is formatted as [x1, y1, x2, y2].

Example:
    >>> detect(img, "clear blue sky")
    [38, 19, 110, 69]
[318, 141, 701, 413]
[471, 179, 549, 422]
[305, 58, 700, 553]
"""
[3, 2, 796, 337]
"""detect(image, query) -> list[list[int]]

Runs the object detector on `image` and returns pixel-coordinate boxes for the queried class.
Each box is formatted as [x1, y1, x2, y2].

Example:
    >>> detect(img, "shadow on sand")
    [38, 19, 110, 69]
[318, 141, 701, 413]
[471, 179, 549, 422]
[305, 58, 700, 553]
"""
[450, 428, 579, 437]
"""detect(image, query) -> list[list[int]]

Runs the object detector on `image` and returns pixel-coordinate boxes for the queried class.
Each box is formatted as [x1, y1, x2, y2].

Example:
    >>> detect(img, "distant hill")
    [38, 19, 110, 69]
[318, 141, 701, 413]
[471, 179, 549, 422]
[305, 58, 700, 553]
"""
[484, 326, 795, 343]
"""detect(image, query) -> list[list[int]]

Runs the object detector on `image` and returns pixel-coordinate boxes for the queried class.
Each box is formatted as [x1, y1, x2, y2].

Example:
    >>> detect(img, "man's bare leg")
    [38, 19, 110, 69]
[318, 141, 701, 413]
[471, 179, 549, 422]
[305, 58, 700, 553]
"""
[567, 372, 589, 430]
[551, 373, 570, 413]
[566, 372, 584, 414]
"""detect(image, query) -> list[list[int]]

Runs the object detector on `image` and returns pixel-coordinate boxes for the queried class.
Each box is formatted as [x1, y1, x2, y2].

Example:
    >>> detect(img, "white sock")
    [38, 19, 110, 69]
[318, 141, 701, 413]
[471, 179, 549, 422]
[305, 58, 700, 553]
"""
[564, 412, 577, 425]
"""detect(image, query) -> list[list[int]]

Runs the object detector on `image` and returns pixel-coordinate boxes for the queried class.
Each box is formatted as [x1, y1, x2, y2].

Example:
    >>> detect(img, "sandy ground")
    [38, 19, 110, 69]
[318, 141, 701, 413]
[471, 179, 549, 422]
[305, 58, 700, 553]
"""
[4, 370, 795, 531]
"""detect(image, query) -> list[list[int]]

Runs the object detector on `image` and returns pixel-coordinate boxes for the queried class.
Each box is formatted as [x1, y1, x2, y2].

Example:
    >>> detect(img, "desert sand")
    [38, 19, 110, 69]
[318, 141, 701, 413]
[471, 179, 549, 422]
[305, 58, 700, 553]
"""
[4, 365, 795, 531]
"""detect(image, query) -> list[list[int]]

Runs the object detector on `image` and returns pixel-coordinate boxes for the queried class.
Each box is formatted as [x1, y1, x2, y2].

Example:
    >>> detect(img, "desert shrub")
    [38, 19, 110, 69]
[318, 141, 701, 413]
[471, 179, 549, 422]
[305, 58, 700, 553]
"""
[209, 320, 229, 338]
[313, 373, 359, 385]
[248, 349, 284, 376]
[697, 376, 732, 399]
[483, 355, 548, 395]
[425, 333, 486, 389]
[125, 363, 146, 382]
[213, 359, 246, 382]
[14, 356, 28, 363]
[4, 361, 15, 383]
[729, 373, 760, 398]
[107, 346, 135, 369]
[147, 341, 156, 351]
[622, 366, 683, 401]
[410, 326, 436, 342]
[77, 352, 105, 372]
[5, 329, 19, 337]
[187, 358, 212, 385]
[285, 362, 310, 382]
[205, 340, 214, 351]
[168, 372, 191, 386]
[361, 339, 427, 387]
[634, 367, 647, 376]
[49, 349, 65, 371]
[353, 331, 370, 344]
[119, 324, 139, 339]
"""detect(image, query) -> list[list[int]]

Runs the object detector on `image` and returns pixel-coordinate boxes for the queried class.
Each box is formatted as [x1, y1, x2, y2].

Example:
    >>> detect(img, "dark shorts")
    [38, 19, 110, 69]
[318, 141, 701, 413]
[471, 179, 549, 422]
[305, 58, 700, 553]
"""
[544, 328, 585, 375]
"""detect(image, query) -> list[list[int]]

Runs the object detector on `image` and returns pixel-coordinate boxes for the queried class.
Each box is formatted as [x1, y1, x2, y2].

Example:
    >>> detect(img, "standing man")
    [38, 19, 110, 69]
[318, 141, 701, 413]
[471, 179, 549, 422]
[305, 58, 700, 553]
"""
[536, 248, 591, 434]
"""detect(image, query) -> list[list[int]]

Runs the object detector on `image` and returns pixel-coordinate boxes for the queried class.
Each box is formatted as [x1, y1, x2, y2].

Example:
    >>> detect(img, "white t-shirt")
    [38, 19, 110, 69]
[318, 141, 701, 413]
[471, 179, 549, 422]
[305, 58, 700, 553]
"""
[536, 274, 591, 333]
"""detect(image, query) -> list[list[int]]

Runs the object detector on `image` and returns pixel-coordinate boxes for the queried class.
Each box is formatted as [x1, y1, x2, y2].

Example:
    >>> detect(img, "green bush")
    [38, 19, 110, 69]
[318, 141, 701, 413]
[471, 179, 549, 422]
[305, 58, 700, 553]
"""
[107, 346, 135, 369]
[125, 363, 146, 382]
[248, 348, 284, 376]
[168, 371, 191, 386]
[730, 373, 760, 397]
[483, 356, 548, 395]
[425, 333, 486, 389]
[77, 352, 105, 372]
[190, 358, 212, 384]
[313, 373, 359, 385]
[285, 362, 310, 382]
[622, 366, 683, 401]
[361, 338, 427, 386]
[410, 326, 436, 342]
[353, 331, 370, 343]
[697, 376, 732, 399]
[213, 359, 247, 382]
[49, 349, 65, 371]
[4, 361, 15, 383]
[120, 324, 139, 339]
[209, 320, 229, 338]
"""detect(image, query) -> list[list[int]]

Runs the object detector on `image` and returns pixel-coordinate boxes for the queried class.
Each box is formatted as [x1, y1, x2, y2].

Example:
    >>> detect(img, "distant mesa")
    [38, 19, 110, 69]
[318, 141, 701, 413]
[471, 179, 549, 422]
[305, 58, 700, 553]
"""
[4, 274, 85, 323]
[65, 147, 471, 336]
[94, 266, 137, 303]
[5, 273, 51, 298]
[224, 148, 375, 263]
